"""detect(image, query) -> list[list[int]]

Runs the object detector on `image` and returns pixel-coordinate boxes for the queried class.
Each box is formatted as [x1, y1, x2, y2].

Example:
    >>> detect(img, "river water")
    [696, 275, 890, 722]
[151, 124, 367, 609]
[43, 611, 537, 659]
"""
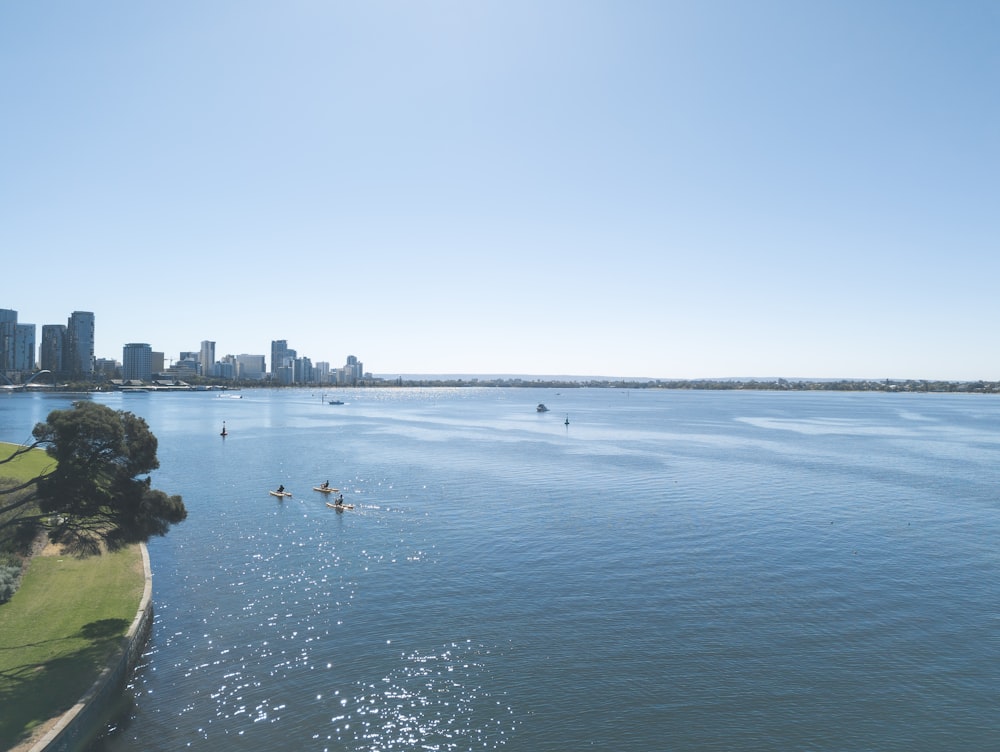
[2, 387, 998, 751]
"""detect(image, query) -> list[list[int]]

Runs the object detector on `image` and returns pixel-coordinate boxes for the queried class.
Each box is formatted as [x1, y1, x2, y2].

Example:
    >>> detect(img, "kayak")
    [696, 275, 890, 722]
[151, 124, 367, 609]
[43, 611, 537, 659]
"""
[326, 501, 355, 510]
[313, 486, 340, 493]
[269, 490, 293, 498]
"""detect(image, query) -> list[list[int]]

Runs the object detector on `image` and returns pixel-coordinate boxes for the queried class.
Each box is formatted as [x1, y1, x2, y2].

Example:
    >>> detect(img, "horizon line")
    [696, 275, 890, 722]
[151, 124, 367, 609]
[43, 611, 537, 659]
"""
[372, 373, 994, 383]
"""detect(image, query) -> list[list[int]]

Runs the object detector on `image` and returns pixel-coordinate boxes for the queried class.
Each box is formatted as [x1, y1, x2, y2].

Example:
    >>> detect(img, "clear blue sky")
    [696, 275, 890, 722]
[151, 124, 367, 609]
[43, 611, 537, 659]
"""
[2, 1, 997, 379]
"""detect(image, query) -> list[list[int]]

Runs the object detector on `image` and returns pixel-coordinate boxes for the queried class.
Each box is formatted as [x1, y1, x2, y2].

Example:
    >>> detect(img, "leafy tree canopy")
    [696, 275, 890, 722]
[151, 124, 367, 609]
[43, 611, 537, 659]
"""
[0, 401, 186, 556]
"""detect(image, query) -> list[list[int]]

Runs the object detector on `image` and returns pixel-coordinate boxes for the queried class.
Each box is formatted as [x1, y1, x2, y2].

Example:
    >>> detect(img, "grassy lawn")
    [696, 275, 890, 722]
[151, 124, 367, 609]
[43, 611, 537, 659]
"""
[0, 441, 55, 483]
[0, 545, 145, 749]
[0, 441, 51, 555]
[0, 442, 146, 749]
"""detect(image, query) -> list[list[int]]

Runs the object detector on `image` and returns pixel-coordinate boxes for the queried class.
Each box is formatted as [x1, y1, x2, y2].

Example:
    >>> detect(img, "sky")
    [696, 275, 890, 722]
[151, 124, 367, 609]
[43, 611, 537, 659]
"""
[1, 1, 998, 380]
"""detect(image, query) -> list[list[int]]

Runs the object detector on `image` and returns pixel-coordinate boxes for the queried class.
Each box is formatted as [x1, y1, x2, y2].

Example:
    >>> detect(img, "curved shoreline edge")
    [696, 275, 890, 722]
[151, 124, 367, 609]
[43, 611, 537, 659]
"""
[26, 543, 153, 752]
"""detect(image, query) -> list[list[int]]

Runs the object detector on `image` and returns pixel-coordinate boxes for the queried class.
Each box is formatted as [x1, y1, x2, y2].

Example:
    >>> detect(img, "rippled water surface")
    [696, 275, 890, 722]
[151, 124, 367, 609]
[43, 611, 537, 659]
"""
[2, 387, 998, 750]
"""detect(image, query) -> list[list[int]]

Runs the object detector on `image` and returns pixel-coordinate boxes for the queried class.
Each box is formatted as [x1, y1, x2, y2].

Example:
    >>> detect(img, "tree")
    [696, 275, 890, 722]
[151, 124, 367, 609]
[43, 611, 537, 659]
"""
[0, 401, 186, 556]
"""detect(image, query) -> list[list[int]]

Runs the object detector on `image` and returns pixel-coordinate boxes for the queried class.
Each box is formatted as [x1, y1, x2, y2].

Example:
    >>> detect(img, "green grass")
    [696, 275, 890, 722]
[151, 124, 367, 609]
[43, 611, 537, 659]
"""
[0, 441, 146, 748]
[0, 442, 55, 483]
[0, 538, 144, 748]
[0, 442, 53, 558]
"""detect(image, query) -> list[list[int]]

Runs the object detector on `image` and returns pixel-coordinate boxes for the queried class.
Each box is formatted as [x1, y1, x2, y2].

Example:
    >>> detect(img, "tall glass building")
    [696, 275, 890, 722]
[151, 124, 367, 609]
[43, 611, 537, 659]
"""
[67, 311, 95, 378]
[40, 324, 67, 374]
[0, 309, 17, 377]
[200, 340, 216, 377]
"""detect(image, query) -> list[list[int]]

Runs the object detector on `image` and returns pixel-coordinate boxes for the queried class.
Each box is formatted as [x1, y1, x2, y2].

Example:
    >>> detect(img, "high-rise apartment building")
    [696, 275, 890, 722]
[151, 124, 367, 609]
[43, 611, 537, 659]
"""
[345, 355, 364, 382]
[294, 356, 313, 384]
[271, 340, 300, 383]
[200, 340, 216, 377]
[271, 340, 288, 377]
[14, 324, 35, 372]
[0, 310, 37, 380]
[122, 343, 153, 382]
[66, 311, 95, 378]
[40, 324, 66, 374]
[0, 309, 17, 377]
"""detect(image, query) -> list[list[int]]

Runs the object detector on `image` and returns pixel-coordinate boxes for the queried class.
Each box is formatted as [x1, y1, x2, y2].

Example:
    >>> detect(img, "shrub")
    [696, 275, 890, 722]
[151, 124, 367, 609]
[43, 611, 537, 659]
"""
[0, 563, 21, 603]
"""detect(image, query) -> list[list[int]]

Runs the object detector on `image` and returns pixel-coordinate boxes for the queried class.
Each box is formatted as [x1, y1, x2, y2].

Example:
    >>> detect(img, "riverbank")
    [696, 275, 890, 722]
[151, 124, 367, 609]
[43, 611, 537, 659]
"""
[0, 542, 150, 751]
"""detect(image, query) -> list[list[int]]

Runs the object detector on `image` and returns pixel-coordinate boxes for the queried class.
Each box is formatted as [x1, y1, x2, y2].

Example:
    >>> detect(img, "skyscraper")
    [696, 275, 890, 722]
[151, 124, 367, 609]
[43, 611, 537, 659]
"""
[0, 310, 36, 380]
[40, 324, 66, 374]
[200, 340, 216, 377]
[271, 340, 288, 377]
[345, 355, 364, 383]
[0, 309, 16, 377]
[66, 311, 95, 379]
[14, 324, 35, 372]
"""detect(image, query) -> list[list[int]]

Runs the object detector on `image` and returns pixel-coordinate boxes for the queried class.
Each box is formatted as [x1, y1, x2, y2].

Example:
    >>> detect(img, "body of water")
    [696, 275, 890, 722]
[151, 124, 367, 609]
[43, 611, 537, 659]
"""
[2, 387, 998, 751]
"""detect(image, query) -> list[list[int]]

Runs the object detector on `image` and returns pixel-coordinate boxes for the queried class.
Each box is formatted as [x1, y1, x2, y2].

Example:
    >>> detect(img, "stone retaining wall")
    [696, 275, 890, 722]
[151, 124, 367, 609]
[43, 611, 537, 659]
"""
[28, 544, 153, 752]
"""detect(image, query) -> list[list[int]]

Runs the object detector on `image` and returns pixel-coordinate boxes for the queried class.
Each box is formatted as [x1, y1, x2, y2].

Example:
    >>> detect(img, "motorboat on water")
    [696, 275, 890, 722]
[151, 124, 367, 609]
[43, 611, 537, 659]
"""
[537, 403, 549, 412]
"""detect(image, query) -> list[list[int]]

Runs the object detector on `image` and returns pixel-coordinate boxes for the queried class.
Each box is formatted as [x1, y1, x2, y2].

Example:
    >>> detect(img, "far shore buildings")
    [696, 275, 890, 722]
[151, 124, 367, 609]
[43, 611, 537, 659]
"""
[234, 354, 266, 380]
[0, 308, 368, 387]
[1, 308, 94, 384]
[268, 339, 366, 385]
[0, 309, 33, 382]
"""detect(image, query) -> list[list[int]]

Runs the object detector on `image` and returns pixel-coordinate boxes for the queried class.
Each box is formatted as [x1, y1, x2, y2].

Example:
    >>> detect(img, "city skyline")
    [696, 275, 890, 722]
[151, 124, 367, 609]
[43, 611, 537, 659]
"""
[1, 306, 366, 384]
[3, 302, 1000, 387]
[2, 3, 998, 381]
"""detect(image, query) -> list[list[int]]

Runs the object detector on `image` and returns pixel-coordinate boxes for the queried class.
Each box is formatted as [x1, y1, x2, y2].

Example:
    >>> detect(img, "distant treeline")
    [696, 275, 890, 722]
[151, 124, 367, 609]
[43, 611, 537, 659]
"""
[378, 377, 1000, 393]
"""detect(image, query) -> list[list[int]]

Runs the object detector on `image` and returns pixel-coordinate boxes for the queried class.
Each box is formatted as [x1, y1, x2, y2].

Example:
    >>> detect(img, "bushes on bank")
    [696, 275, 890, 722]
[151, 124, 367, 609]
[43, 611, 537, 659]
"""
[0, 473, 39, 603]
[0, 558, 20, 603]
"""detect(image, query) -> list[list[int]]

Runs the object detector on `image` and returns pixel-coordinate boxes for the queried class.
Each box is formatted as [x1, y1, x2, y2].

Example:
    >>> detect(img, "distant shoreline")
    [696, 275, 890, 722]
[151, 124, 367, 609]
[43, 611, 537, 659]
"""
[365, 376, 1000, 394]
[8, 377, 1000, 395]
[367, 377, 1000, 393]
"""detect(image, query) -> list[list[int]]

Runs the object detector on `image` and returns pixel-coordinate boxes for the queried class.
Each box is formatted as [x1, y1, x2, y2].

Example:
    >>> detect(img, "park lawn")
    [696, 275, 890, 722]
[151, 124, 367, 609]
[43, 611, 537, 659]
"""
[0, 441, 55, 483]
[0, 543, 145, 750]
[0, 442, 52, 547]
